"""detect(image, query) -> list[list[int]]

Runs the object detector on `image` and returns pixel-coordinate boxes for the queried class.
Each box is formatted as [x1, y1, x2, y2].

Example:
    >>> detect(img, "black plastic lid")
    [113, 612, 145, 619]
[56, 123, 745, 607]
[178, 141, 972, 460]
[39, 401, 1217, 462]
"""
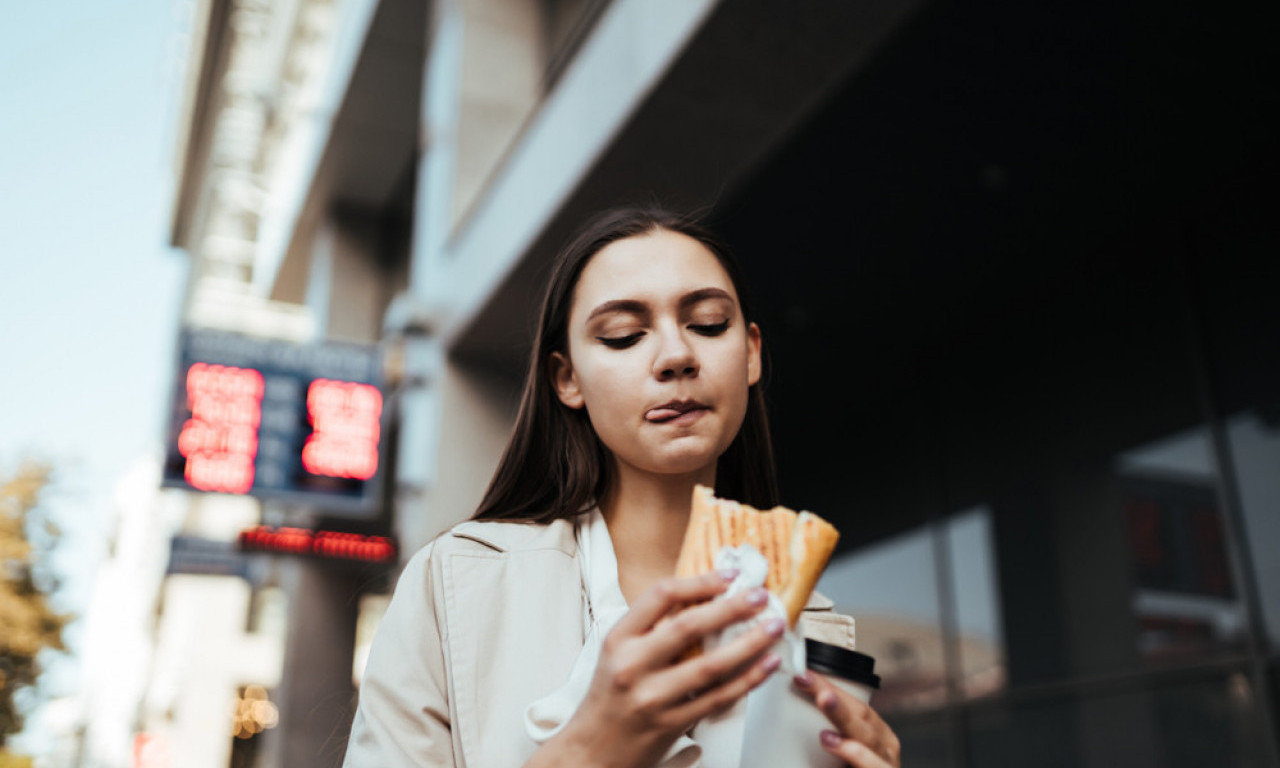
[805, 639, 881, 689]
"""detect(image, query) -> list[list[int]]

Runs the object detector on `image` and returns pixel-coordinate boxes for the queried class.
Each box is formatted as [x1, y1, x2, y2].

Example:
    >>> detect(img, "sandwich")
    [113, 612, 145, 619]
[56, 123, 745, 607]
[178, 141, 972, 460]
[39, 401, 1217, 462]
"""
[675, 484, 840, 628]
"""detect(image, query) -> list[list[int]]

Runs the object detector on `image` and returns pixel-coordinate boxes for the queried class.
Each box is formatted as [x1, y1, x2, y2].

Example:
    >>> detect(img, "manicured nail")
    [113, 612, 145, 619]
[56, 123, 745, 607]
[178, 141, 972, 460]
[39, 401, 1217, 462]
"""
[793, 671, 814, 690]
[820, 730, 843, 748]
[818, 690, 839, 714]
[761, 653, 781, 674]
[717, 568, 740, 581]
[746, 587, 768, 605]
[765, 618, 786, 636]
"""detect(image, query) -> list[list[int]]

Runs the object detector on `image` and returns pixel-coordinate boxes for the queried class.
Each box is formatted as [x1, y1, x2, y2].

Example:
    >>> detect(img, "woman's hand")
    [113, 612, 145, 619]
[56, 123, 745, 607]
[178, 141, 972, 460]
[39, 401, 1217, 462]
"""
[793, 671, 901, 768]
[546, 570, 783, 768]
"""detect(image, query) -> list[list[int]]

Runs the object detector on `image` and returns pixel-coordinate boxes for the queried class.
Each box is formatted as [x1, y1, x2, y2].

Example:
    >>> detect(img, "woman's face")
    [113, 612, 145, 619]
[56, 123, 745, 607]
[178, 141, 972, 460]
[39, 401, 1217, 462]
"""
[551, 228, 762, 481]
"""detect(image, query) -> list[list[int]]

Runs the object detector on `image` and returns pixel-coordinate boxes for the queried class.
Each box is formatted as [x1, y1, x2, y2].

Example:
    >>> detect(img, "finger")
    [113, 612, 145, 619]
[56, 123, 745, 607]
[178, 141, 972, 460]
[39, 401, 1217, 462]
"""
[642, 586, 772, 663]
[793, 672, 885, 752]
[666, 643, 781, 725]
[819, 731, 896, 768]
[646, 616, 784, 711]
[613, 572, 736, 636]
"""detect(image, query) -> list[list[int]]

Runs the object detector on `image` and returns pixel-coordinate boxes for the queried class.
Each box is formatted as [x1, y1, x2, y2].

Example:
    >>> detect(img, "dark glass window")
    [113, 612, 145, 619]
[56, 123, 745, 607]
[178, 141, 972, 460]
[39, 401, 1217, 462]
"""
[934, 242, 1241, 687]
[1197, 194, 1280, 656]
[967, 672, 1273, 768]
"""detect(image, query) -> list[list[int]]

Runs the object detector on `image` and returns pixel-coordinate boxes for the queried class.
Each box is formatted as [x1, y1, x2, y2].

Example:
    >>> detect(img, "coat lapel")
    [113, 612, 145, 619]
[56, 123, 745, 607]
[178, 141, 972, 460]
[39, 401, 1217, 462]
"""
[440, 522, 585, 767]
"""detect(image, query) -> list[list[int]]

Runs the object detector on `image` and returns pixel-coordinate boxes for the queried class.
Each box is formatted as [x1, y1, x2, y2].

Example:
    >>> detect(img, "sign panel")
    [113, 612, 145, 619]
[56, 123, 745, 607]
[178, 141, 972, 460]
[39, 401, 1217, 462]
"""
[166, 535, 250, 579]
[162, 328, 383, 514]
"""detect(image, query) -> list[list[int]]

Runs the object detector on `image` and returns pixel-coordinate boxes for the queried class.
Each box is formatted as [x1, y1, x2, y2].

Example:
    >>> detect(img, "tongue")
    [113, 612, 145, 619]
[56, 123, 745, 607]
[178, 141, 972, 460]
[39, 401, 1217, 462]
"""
[646, 408, 683, 422]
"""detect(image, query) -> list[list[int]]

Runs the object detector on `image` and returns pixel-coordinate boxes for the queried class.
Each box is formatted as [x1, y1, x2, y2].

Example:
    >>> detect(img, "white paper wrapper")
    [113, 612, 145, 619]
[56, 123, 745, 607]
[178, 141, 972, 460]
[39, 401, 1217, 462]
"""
[705, 545, 807, 674]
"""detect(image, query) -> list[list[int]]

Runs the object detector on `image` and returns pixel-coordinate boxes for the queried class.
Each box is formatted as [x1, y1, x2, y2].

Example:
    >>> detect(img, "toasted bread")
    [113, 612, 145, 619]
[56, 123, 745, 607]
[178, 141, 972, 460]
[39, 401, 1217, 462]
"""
[675, 485, 840, 627]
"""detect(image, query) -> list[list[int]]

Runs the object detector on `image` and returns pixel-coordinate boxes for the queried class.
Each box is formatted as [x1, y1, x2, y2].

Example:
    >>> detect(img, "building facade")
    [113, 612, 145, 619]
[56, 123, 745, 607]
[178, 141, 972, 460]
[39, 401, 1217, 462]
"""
[167, 0, 1280, 765]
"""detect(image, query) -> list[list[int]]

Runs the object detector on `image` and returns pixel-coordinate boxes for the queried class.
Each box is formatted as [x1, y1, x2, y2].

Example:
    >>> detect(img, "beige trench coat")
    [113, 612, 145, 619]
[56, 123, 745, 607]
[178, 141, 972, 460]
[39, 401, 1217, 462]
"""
[343, 519, 855, 768]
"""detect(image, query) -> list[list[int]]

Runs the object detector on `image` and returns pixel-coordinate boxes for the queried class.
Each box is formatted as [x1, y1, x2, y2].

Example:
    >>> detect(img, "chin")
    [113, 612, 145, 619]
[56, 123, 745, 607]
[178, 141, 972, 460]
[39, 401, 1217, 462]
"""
[642, 443, 723, 477]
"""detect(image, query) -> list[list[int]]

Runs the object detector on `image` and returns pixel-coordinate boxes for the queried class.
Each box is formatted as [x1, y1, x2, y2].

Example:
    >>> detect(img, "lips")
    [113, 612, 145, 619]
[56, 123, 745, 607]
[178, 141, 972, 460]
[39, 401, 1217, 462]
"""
[645, 399, 710, 423]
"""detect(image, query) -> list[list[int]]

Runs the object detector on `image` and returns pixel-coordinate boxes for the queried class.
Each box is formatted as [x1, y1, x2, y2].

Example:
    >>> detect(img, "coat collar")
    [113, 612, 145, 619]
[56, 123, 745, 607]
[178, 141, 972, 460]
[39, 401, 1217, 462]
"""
[450, 518, 579, 555]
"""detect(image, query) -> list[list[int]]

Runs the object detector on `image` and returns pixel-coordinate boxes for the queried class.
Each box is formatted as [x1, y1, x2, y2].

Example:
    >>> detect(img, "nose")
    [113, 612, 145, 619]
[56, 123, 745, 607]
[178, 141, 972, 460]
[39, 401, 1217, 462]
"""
[653, 325, 699, 381]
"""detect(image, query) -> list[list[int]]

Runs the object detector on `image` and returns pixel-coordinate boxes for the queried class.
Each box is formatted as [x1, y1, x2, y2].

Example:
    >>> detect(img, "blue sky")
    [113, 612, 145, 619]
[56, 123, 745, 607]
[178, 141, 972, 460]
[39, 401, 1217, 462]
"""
[0, 0, 190, 745]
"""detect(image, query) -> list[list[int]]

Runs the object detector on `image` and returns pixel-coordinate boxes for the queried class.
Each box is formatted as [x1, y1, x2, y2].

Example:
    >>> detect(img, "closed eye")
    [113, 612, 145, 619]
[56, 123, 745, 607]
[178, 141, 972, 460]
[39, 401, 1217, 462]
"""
[690, 320, 730, 336]
[597, 332, 644, 349]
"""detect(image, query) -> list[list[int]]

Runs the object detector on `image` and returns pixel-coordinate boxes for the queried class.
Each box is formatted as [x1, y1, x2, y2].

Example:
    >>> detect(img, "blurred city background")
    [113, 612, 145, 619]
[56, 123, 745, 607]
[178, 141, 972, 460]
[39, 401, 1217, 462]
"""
[1, 0, 1278, 766]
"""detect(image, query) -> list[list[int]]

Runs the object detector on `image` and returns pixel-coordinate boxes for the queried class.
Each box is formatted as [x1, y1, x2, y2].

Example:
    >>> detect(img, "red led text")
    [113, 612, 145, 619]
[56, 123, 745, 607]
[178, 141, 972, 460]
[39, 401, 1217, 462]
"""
[179, 363, 264, 494]
[237, 526, 397, 564]
[302, 379, 382, 480]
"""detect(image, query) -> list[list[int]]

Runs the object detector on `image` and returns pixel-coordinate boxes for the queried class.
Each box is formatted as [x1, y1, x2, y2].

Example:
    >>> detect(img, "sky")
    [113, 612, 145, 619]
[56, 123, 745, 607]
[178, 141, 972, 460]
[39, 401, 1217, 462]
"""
[0, 0, 191, 750]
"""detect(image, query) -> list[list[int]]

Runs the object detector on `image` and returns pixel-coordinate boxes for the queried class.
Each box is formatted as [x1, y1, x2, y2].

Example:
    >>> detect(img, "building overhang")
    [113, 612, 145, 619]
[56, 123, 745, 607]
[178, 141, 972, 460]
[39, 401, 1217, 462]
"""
[434, 0, 924, 380]
[264, 0, 425, 304]
[169, 0, 233, 251]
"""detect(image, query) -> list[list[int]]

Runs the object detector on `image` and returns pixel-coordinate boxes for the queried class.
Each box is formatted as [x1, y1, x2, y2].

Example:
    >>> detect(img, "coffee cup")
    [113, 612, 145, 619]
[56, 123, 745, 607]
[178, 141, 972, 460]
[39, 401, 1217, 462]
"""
[740, 639, 880, 768]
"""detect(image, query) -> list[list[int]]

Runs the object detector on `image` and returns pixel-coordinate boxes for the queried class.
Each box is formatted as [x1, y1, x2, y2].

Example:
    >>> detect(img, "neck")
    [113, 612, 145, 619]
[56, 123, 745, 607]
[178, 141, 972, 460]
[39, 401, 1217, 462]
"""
[600, 462, 715, 603]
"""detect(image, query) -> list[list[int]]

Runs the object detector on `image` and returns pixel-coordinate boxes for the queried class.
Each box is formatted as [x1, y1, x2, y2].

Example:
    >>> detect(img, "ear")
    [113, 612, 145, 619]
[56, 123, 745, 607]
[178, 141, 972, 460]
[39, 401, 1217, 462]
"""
[549, 351, 585, 409]
[746, 322, 762, 387]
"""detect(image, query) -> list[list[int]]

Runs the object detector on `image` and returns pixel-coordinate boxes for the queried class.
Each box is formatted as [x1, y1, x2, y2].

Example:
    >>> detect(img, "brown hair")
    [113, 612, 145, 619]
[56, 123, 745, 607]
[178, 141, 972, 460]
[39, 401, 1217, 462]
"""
[472, 206, 777, 523]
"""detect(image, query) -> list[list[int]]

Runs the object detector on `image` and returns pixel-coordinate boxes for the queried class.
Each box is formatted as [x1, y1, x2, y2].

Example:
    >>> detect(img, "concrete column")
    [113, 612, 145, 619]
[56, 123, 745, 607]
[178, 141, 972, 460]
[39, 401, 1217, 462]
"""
[306, 212, 387, 344]
[260, 209, 390, 767]
[262, 557, 361, 768]
[395, 357, 520, 553]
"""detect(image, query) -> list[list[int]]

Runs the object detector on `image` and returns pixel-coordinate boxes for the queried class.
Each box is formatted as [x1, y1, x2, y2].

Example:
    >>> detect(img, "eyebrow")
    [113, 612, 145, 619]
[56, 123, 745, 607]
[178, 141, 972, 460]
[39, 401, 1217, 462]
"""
[585, 287, 735, 323]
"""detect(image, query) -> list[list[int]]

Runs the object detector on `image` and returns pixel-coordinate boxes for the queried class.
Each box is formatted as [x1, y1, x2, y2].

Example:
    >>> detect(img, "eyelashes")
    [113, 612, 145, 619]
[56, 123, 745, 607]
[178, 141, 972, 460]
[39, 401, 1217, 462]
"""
[598, 333, 643, 349]
[596, 320, 731, 350]
[691, 320, 731, 336]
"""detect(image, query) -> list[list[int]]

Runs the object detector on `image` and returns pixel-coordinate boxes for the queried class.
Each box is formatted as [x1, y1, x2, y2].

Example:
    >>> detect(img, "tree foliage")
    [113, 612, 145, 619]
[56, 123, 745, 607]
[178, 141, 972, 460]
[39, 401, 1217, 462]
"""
[0, 462, 67, 747]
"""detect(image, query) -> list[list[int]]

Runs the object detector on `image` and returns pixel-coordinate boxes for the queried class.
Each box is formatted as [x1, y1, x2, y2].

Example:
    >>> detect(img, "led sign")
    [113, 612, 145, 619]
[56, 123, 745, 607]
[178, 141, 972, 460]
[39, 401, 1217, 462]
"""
[237, 525, 397, 564]
[162, 328, 383, 514]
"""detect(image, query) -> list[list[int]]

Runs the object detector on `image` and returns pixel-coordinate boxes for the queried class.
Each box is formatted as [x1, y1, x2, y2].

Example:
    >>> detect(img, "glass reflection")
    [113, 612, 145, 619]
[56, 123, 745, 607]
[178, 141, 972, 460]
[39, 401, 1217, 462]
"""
[1224, 408, 1280, 651]
[1116, 430, 1248, 661]
[817, 508, 1011, 712]
[967, 672, 1272, 768]
[818, 527, 947, 713]
[947, 507, 1006, 699]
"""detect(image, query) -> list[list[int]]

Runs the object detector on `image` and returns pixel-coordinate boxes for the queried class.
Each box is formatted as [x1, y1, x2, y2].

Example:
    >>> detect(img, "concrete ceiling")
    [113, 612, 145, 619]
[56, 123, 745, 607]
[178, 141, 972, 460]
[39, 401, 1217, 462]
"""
[270, 0, 424, 304]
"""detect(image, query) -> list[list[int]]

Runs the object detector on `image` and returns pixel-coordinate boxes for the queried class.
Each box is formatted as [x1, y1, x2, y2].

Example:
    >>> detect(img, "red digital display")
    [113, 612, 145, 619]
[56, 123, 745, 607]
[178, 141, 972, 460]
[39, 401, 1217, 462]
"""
[302, 379, 382, 480]
[164, 329, 383, 512]
[179, 363, 264, 494]
[237, 525, 396, 564]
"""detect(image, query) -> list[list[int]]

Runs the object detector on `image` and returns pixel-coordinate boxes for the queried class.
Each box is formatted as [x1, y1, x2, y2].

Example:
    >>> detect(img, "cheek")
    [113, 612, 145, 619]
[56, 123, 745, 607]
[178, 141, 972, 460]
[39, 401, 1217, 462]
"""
[574, 357, 638, 418]
[711, 344, 754, 419]
[709, 340, 752, 386]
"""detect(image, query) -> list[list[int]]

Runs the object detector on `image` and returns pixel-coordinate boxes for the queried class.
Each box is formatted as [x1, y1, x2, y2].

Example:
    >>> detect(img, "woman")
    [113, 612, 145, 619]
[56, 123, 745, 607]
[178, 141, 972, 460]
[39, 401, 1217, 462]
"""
[344, 207, 901, 768]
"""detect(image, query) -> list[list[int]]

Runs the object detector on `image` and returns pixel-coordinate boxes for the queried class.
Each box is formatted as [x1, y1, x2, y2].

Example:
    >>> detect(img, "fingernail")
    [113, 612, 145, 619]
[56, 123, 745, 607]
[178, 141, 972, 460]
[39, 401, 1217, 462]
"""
[717, 568, 740, 582]
[793, 671, 814, 689]
[746, 587, 768, 605]
[761, 653, 781, 674]
[820, 730, 843, 748]
[766, 618, 786, 636]
[818, 691, 839, 714]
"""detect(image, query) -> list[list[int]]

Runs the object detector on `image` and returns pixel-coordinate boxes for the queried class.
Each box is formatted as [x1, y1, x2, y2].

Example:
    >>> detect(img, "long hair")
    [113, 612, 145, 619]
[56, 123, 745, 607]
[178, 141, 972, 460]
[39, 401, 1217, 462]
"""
[472, 206, 778, 523]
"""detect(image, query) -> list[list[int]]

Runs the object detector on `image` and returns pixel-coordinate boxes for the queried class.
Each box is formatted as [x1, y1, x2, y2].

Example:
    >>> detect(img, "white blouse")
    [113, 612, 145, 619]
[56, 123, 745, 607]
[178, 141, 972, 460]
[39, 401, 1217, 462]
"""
[526, 508, 794, 768]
